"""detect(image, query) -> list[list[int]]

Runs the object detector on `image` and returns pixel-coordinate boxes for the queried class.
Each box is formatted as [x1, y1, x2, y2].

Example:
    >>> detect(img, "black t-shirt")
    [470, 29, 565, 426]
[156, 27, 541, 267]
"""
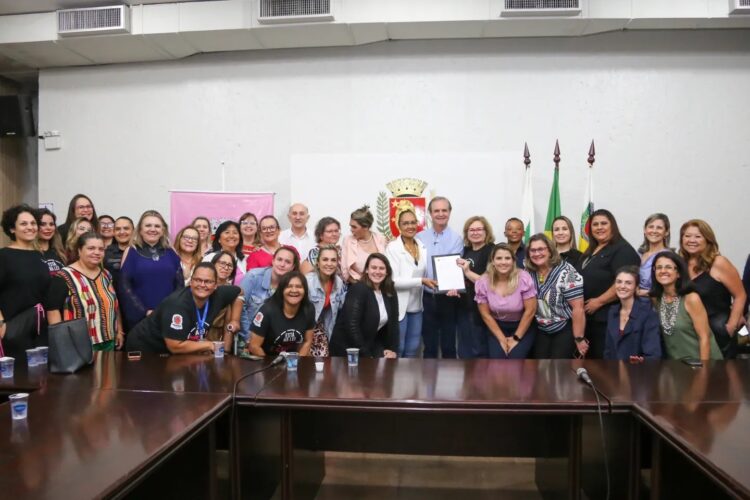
[103, 243, 125, 284]
[460, 244, 493, 311]
[560, 248, 583, 271]
[40, 248, 65, 276]
[126, 285, 241, 353]
[0, 247, 51, 321]
[579, 239, 640, 321]
[250, 301, 315, 355]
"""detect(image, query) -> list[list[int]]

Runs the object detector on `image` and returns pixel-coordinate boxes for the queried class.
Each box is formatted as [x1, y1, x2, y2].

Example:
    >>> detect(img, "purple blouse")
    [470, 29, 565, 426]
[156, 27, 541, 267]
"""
[119, 247, 182, 329]
[474, 271, 536, 322]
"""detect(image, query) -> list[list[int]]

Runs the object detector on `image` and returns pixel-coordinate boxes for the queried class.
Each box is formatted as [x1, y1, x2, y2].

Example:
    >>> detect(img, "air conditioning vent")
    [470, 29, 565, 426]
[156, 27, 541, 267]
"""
[57, 5, 130, 37]
[502, 0, 581, 17]
[729, 0, 750, 14]
[258, 0, 333, 25]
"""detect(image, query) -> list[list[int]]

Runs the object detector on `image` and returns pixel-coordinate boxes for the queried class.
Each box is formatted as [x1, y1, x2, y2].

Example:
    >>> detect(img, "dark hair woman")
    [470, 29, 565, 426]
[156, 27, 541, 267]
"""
[119, 210, 183, 331]
[103, 216, 134, 287]
[34, 207, 66, 275]
[330, 253, 399, 359]
[58, 194, 98, 238]
[46, 232, 124, 351]
[203, 220, 246, 285]
[679, 219, 746, 359]
[578, 209, 640, 358]
[98, 215, 116, 248]
[246, 215, 298, 271]
[475, 243, 538, 359]
[299, 216, 342, 275]
[211, 250, 237, 286]
[650, 251, 722, 360]
[0, 204, 50, 359]
[249, 271, 315, 357]
[603, 266, 662, 361]
[525, 234, 587, 359]
[126, 263, 243, 354]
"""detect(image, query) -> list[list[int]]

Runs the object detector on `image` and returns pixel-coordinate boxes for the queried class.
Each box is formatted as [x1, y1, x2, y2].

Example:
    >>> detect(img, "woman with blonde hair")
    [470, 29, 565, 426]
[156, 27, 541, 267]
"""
[550, 216, 582, 268]
[174, 226, 203, 285]
[64, 217, 94, 263]
[119, 210, 183, 330]
[679, 219, 745, 359]
[192, 216, 212, 256]
[454, 215, 495, 358]
[341, 205, 387, 284]
[474, 243, 537, 359]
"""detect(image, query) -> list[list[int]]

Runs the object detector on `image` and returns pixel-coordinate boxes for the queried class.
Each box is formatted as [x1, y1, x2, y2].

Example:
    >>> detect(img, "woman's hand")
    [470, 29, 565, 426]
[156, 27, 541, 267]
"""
[457, 258, 470, 273]
[225, 320, 240, 335]
[575, 338, 589, 357]
[115, 332, 125, 349]
[383, 350, 397, 359]
[506, 336, 518, 352]
[583, 297, 603, 315]
[421, 278, 438, 290]
[0, 321, 6, 340]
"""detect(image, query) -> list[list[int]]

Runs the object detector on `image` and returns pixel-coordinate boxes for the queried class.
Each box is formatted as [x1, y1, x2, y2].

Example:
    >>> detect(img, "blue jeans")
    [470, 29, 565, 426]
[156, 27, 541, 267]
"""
[457, 307, 488, 359]
[487, 320, 536, 360]
[421, 293, 457, 359]
[399, 312, 423, 358]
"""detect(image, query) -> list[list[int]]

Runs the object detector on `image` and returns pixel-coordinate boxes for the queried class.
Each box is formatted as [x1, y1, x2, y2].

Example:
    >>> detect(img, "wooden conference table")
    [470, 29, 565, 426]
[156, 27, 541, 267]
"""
[1, 353, 748, 499]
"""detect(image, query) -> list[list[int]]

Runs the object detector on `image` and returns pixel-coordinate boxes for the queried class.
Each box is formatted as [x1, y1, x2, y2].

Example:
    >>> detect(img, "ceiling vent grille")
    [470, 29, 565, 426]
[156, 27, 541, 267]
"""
[258, 0, 333, 24]
[502, 0, 581, 17]
[729, 0, 750, 14]
[57, 5, 130, 37]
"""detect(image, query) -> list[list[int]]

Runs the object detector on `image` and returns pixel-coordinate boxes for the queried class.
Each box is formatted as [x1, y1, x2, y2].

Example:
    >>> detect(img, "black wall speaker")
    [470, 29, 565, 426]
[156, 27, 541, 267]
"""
[0, 95, 35, 137]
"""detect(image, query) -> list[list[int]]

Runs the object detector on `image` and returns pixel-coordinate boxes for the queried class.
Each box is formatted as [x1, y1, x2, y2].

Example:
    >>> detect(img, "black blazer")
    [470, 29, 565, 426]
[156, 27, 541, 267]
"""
[330, 282, 399, 358]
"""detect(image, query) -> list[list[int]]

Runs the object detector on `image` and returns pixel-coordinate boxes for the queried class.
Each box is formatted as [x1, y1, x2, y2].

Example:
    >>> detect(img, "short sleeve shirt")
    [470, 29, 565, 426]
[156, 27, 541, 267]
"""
[251, 302, 315, 355]
[474, 270, 536, 322]
[529, 262, 584, 333]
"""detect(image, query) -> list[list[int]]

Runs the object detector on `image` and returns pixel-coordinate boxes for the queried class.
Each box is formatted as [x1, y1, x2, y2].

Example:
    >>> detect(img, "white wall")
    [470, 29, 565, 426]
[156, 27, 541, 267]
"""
[38, 30, 750, 266]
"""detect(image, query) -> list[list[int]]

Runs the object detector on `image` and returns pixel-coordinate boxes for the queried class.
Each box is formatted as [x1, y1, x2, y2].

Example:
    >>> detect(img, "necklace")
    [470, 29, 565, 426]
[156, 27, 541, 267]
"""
[358, 234, 374, 245]
[659, 296, 680, 336]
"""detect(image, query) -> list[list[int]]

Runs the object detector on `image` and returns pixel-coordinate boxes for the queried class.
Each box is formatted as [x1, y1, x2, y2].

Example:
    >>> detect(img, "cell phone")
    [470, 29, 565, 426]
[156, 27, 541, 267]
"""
[127, 351, 142, 361]
[681, 358, 703, 368]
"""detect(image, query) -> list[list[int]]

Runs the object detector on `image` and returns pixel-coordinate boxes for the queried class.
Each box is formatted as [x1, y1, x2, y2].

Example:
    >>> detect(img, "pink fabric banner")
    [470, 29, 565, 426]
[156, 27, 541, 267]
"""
[169, 191, 275, 241]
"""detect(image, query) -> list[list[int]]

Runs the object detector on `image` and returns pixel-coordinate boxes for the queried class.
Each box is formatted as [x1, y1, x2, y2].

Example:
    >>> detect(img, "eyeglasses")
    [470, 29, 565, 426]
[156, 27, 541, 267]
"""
[260, 226, 278, 233]
[528, 248, 548, 254]
[191, 278, 216, 286]
[100, 223, 115, 229]
[654, 265, 677, 271]
[182, 235, 199, 242]
[240, 220, 257, 226]
[216, 261, 233, 269]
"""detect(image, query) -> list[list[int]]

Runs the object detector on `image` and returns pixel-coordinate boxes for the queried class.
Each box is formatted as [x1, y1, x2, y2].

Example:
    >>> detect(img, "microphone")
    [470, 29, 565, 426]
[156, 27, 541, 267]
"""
[270, 354, 286, 366]
[576, 367, 593, 386]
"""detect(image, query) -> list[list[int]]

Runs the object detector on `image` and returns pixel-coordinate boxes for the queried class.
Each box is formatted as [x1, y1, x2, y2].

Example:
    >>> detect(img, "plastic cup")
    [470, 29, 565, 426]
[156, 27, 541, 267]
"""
[213, 341, 225, 358]
[25, 349, 38, 367]
[9, 393, 29, 420]
[285, 352, 299, 371]
[36, 347, 49, 364]
[315, 361, 324, 372]
[346, 348, 360, 367]
[0, 357, 14, 378]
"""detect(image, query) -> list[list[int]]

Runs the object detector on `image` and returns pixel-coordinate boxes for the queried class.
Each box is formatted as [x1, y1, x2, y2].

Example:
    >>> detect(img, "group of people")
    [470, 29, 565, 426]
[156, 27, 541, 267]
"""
[0, 193, 747, 364]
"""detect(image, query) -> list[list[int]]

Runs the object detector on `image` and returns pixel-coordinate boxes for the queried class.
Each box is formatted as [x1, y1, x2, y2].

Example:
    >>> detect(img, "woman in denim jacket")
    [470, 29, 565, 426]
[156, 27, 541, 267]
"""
[306, 245, 347, 357]
[237, 246, 299, 355]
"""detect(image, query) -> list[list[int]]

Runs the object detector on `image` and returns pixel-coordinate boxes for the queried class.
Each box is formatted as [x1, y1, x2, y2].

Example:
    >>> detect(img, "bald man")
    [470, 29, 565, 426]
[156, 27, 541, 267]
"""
[279, 203, 314, 258]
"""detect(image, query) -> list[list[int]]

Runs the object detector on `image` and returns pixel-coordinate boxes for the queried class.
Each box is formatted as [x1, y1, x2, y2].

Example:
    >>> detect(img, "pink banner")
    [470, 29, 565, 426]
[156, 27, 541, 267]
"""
[169, 191, 275, 241]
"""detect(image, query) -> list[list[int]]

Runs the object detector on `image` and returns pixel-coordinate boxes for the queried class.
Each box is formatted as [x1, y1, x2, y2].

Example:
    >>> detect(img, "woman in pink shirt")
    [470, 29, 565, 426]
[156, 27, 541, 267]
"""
[475, 243, 537, 359]
[340, 205, 387, 284]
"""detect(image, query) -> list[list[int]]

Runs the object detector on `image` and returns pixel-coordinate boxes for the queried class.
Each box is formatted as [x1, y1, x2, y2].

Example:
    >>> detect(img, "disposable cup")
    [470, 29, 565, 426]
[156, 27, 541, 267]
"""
[0, 357, 14, 378]
[9, 393, 29, 420]
[285, 352, 299, 371]
[213, 341, 225, 358]
[346, 348, 360, 367]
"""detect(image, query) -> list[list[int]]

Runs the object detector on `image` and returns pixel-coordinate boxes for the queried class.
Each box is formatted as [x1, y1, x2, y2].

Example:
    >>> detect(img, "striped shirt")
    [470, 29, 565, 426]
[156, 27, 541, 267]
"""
[529, 262, 583, 333]
[57, 267, 119, 345]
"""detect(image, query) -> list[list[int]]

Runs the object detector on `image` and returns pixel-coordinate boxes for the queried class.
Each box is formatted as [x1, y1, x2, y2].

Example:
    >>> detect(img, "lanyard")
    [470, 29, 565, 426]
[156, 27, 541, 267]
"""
[195, 299, 210, 339]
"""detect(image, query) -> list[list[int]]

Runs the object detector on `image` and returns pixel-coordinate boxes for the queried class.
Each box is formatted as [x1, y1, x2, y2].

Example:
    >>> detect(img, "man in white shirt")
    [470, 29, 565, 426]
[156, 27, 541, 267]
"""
[279, 203, 314, 258]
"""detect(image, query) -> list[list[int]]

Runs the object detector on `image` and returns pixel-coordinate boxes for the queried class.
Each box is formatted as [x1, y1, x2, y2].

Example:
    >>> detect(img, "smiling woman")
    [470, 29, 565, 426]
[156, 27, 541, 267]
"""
[125, 263, 243, 354]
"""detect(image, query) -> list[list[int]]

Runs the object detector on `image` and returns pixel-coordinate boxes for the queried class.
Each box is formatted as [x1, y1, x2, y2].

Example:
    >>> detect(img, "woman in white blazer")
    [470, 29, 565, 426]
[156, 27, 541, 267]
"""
[385, 209, 438, 357]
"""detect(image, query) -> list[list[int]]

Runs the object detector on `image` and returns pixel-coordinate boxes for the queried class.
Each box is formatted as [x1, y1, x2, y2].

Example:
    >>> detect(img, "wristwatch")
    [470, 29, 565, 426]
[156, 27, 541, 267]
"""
[574, 337, 587, 343]
[512, 334, 522, 342]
